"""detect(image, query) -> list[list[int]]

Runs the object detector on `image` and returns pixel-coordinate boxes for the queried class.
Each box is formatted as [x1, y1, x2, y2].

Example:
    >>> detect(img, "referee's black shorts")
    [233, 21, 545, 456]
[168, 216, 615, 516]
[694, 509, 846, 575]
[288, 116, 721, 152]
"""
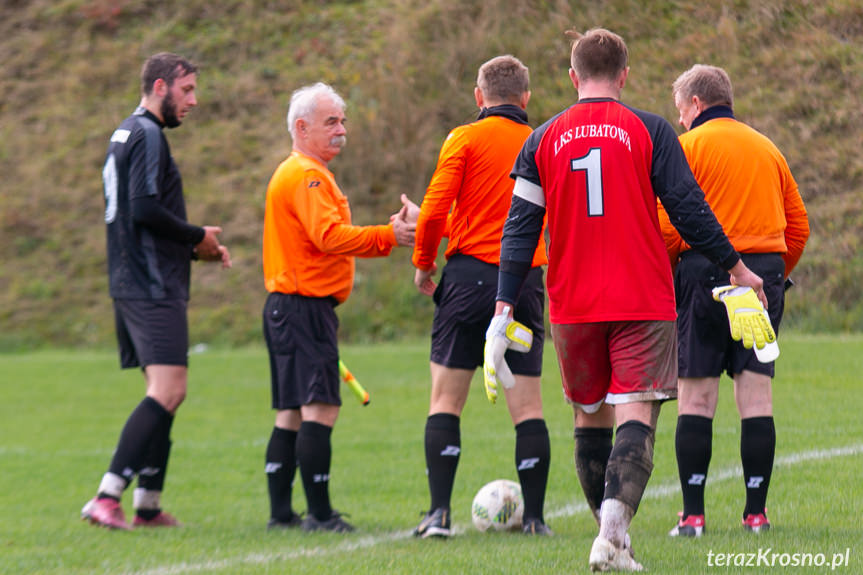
[114, 298, 188, 369]
[675, 251, 785, 379]
[263, 292, 341, 410]
[430, 254, 544, 376]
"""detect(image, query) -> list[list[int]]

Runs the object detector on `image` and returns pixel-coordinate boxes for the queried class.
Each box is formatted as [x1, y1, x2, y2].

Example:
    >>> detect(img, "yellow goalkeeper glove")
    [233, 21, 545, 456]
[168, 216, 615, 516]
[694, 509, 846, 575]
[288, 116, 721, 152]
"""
[483, 306, 533, 404]
[712, 285, 777, 351]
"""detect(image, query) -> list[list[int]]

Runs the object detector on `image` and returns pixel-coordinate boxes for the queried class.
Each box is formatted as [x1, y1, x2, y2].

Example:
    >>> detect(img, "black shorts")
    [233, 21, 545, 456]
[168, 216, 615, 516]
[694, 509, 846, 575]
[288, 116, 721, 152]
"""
[263, 292, 341, 410]
[675, 252, 785, 379]
[114, 299, 188, 369]
[430, 254, 544, 375]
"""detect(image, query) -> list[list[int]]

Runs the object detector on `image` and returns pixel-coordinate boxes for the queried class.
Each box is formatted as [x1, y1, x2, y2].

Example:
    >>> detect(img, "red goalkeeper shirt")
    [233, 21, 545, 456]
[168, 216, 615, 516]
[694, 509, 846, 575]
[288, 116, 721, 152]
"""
[502, 98, 737, 324]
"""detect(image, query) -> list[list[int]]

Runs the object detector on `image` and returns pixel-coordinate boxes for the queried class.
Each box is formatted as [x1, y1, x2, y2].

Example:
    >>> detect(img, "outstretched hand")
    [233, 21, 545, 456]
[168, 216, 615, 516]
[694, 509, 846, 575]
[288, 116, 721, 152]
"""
[195, 226, 232, 268]
[391, 195, 418, 247]
[399, 193, 420, 225]
[216, 245, 232, 269]
[195, 226, 222, 259]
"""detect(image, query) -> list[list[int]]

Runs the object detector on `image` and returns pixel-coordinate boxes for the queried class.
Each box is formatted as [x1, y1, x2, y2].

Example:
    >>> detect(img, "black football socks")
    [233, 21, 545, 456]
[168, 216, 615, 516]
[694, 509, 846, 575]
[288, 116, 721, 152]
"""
[675, 414, 713, 518]
[135, 414, 173, 520]
[515, 418, 551, 523]
[297, 421, 333, 521]
[137, 410, 174, 492]
[424, 413, 461, 512]
[604, 420, 655, 513]
[574, 426, 613, 520]
[266, 426, 299, 522]
[741, 416, 775, 517]
[102, 396, 171, 498]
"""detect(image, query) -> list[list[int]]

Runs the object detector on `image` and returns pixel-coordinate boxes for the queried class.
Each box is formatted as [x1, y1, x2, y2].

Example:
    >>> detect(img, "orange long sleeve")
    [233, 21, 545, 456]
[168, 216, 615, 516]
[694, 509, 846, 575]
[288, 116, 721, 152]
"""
[658, 117, 809, 276]
[413, 115, 547, 270]
[263, 151, 396, 303]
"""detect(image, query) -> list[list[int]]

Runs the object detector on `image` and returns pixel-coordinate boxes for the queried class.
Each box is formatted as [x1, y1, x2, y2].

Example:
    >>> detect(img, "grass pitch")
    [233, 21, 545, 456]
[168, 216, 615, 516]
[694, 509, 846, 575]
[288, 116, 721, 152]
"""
[1, 334, 861, 574]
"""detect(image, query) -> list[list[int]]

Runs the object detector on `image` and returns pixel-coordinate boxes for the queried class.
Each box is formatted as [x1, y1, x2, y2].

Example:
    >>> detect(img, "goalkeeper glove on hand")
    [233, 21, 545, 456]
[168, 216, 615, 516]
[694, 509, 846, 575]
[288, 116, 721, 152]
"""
[483, 305, 533, 404]
[712, 285, 777, 351]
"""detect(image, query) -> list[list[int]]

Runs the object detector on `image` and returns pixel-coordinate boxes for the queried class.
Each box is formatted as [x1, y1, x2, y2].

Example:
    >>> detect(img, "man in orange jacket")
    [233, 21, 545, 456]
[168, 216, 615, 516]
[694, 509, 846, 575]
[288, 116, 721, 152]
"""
[660, 65, 809, 538]
[262, 82, 416, 533]
[411, 55, 552, 538]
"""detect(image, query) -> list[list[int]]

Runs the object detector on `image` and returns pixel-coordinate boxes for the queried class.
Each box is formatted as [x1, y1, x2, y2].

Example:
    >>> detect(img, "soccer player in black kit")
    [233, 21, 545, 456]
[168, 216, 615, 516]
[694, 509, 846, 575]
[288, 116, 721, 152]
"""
[81, 53, 230, 530]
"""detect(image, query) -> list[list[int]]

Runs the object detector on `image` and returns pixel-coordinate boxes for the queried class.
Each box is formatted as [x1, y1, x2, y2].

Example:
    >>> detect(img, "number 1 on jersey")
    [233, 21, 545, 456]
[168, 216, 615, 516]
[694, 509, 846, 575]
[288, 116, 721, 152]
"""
[570, 147, 603, 217]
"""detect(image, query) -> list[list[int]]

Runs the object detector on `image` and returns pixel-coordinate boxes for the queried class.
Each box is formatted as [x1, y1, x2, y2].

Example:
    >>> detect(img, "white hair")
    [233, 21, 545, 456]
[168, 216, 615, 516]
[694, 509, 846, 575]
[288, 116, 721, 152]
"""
[286, 82, 346, 139]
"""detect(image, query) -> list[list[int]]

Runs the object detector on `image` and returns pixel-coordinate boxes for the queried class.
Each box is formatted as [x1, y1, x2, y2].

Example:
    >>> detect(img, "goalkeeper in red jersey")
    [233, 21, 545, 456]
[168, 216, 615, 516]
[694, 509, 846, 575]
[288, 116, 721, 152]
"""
[489, 29, 768, 572]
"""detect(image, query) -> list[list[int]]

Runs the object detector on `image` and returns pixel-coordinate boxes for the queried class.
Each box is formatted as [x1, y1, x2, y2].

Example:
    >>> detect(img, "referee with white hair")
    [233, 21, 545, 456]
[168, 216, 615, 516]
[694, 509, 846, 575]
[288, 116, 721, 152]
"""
[262, 82, 417, 532]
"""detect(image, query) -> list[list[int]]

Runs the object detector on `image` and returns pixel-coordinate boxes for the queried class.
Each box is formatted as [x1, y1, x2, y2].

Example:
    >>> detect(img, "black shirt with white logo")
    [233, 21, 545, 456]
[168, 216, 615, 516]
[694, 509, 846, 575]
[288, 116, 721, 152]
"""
[102, 107, 204, 300]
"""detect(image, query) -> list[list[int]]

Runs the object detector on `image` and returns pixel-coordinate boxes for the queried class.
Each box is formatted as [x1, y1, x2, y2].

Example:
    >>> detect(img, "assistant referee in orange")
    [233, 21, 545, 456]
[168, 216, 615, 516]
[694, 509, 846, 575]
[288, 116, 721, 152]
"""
[262, 82, 416, 533]
[410, 55, 552, 538]
[660, 65, 809, 537]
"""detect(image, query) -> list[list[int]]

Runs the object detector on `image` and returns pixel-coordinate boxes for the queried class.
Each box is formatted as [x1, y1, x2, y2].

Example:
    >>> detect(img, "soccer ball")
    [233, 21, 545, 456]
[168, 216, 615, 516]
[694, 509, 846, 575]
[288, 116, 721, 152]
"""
[471, 479, 524, 532]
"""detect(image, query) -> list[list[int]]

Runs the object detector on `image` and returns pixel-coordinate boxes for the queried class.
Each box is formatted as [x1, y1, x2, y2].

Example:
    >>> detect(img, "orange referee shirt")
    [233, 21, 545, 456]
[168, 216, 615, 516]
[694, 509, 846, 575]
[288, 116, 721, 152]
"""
[412, 113, 547, 270]
[263, 151, 397, 304]
[658, 113, 809, 276]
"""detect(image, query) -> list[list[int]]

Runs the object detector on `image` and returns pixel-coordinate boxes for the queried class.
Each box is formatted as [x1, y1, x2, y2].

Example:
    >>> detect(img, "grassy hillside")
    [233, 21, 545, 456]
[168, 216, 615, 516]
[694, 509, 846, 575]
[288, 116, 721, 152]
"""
[1, 0, 861, 349]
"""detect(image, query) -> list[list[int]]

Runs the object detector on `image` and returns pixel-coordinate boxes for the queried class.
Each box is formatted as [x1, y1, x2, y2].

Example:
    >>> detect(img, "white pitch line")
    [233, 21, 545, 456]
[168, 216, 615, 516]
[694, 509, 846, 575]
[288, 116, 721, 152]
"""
[124, 533, 416, 575]
[547, 442, 863, 519]
[127, 443, 863, 575]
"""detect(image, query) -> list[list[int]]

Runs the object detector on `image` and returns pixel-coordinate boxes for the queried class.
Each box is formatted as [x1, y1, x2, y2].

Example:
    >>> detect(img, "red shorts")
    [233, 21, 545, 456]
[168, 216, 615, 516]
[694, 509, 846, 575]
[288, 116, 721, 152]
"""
[550, 320, 677, 412]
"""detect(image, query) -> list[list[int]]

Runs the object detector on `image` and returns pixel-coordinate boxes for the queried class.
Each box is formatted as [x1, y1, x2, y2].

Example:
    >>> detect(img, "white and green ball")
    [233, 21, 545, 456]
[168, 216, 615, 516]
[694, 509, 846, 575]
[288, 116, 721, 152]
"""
[471, 479, 524, 532]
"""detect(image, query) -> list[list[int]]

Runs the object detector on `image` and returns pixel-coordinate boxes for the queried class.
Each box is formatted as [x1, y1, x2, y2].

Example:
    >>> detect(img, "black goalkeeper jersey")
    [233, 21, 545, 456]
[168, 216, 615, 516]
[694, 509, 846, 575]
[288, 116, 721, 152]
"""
[102, 107, 199, 300]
